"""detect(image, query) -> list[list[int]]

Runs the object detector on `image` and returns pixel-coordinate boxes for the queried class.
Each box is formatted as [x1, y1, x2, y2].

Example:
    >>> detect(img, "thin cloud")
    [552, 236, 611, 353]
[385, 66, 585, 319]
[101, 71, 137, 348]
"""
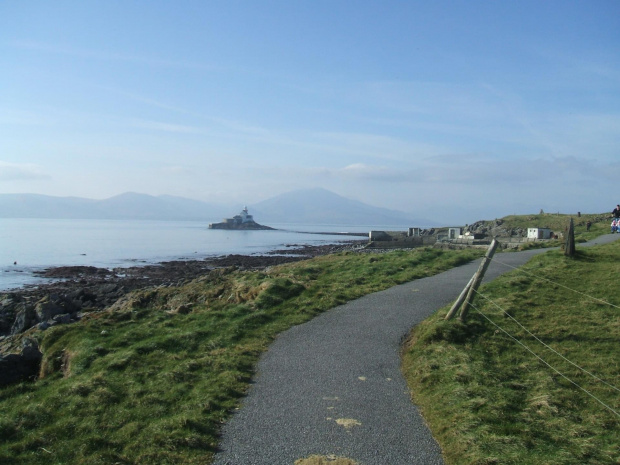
[527, 41, 620, 82]
[130, 119, 206, 134]
[311, 131, 444, 162]
[339, 163, 408, 181]
[157, 165, 197, 177]
[414, 154, 608, 184]
[311, 155, 612, 186]
[0, 162, 50, 181]
[354, 80, 506, 120]
[209, 117, 274, 138]
[10, 40, 223, 71]
[101, 89, 194, 115]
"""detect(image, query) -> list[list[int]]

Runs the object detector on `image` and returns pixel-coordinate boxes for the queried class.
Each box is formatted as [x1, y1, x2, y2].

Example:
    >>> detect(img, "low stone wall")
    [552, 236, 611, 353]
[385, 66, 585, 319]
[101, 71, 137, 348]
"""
[366, 223, 569, 252]
[433, 242, 491, 250]
[367, 233, 436, 249]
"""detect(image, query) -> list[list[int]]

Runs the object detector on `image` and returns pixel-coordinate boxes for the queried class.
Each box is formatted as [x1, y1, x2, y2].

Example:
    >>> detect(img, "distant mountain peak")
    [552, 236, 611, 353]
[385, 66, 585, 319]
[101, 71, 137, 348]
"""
[0, 189, 437, 226]
[251, 188, 432, 226]
[0, 192, 228, 221]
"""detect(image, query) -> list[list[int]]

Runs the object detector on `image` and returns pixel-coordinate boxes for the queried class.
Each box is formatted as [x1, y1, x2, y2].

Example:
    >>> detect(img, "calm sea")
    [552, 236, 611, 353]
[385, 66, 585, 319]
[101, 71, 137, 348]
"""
[0, 218, 399, 291]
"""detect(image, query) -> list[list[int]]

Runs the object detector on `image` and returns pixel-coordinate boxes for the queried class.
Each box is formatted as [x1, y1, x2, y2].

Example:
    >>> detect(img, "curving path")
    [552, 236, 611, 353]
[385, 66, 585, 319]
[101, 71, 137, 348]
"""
[213, 235, 619, 465]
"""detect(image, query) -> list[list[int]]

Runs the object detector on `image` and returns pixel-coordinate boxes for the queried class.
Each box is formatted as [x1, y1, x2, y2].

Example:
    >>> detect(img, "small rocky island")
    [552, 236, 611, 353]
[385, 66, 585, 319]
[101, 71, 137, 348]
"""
[208, 207, 275, 230]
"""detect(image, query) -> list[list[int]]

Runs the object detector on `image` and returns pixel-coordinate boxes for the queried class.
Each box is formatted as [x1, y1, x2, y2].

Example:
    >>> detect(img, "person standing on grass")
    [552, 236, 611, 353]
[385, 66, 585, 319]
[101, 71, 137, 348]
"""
[613, 205, 620, 218]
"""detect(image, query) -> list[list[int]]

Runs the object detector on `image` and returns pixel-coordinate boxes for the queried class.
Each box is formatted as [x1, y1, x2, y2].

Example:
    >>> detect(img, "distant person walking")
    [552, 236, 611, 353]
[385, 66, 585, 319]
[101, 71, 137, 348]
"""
[613, 205, 620, 218]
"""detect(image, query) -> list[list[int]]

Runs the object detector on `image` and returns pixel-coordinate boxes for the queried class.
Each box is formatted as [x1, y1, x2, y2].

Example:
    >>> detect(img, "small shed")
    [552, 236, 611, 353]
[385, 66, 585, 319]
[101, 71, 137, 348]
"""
[448, 227, 463, 240]
[408, 227, 421, 237]
[527, 228, 552, 240]
[369, 230, 391, 241]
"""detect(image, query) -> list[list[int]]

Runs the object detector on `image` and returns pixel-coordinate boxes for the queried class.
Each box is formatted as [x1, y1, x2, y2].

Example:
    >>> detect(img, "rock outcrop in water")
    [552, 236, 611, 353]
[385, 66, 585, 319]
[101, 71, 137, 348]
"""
[208, 206, 274, 230]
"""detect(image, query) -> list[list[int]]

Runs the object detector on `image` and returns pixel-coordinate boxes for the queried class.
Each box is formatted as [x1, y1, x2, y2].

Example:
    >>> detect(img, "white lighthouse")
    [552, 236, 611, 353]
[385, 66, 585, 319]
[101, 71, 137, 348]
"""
[239, 206, 254, 223]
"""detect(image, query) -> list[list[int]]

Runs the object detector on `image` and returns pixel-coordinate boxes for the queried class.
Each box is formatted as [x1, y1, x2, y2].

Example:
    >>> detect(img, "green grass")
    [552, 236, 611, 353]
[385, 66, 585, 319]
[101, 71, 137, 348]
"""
[403, 240, 620, 465]
[493, 212, 611, 244]
[0, 246, 482, 464]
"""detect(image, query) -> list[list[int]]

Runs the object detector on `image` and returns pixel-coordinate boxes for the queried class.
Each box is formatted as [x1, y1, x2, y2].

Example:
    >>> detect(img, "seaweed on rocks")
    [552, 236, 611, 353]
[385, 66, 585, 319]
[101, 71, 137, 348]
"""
[0, 241, 364, 360]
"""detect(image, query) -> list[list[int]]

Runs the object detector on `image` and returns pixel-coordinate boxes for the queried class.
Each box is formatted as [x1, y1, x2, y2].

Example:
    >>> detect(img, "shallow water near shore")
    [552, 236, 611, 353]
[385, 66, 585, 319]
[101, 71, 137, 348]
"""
[0, 218, 403, 290]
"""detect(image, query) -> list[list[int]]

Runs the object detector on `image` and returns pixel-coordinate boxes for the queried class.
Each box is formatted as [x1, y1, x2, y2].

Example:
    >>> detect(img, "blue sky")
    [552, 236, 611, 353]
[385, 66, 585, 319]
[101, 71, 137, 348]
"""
[1, 1, 619, 223]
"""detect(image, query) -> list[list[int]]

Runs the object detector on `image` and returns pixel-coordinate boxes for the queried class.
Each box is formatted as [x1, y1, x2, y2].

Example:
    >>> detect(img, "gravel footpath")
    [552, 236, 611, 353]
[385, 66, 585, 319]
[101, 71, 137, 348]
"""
[213, 235, 619, 465]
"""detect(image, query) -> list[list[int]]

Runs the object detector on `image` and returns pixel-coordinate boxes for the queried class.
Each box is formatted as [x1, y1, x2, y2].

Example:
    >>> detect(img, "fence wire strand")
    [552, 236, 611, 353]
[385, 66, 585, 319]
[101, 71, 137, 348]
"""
[469, 301, 620, 418]
[489, 256, 620, 310]
[472, 288, 620, 394]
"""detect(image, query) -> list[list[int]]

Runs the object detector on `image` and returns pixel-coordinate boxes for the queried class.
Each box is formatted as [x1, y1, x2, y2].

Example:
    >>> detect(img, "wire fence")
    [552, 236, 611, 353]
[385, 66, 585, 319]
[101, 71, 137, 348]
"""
[469, 295, 620, 418]
[489, 256, 620, 310]
[458, 253, 620, 418]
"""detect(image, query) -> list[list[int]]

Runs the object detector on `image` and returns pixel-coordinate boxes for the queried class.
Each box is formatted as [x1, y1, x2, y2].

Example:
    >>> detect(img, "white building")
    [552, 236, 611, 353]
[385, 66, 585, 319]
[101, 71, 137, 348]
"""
[238, 206, 254, 223]
[527, 228, 552, 239]
[448, 227, 463, 240]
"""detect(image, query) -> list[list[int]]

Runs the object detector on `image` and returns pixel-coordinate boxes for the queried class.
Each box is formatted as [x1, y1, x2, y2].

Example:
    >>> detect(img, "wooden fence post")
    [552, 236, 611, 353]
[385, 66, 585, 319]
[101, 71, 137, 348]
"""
[565, 217, 575, 257]
[445, 275, 474, 320]
[459, 239, 499, 322]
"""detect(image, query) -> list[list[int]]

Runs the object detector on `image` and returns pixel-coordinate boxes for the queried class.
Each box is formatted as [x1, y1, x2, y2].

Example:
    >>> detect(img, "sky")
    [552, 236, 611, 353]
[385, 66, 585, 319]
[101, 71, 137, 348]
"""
[1, 1, 619, 224]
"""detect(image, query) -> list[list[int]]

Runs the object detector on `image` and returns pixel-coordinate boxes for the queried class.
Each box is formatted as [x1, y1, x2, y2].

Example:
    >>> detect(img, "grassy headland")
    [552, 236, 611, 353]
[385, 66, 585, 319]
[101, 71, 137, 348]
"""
[402, 238, 620, 464]
[474, 211, 611, 250]
[1, 212, 614, 464]
[489, 211, 606, 235]
[0, 246, 483, 464]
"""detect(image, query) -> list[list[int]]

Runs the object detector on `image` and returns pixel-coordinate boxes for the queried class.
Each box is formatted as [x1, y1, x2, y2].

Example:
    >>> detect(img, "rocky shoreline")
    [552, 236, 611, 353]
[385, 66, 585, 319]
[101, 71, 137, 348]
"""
[0, 240, 365, 385]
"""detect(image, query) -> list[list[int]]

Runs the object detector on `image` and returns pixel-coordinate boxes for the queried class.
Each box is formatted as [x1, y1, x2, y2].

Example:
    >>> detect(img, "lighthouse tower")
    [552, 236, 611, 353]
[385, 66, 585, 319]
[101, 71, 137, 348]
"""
[239, 206, 254, 223]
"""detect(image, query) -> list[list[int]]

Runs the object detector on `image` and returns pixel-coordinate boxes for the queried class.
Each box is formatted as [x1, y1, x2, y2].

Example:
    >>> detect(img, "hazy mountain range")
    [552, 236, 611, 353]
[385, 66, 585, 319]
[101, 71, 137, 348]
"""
[0, 189, 437, 227]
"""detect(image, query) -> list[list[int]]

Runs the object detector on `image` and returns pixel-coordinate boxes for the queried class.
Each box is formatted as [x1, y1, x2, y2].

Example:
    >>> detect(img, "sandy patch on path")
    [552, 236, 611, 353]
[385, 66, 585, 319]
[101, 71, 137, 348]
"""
[295, 455, 358, 465]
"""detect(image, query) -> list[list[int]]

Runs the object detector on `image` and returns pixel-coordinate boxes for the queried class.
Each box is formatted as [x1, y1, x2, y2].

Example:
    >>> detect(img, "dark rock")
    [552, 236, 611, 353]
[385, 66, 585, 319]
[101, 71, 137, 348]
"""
[465, 219, 526, 238]
[11, 303, 37, 335]
[35, 297, 65, 322]
[21, 338, 41, 362]
[0, 298, 19, 335]
[0, 338, 42, 386]
[209, 220, 275, 231]
[53, 313, 72, 325]
[35, 266, 112, 278]
[67, 288, 90, 303]
[97, 284, 119, 294]
[38, 320, 53, 330]
[1, 296, 15, 307]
